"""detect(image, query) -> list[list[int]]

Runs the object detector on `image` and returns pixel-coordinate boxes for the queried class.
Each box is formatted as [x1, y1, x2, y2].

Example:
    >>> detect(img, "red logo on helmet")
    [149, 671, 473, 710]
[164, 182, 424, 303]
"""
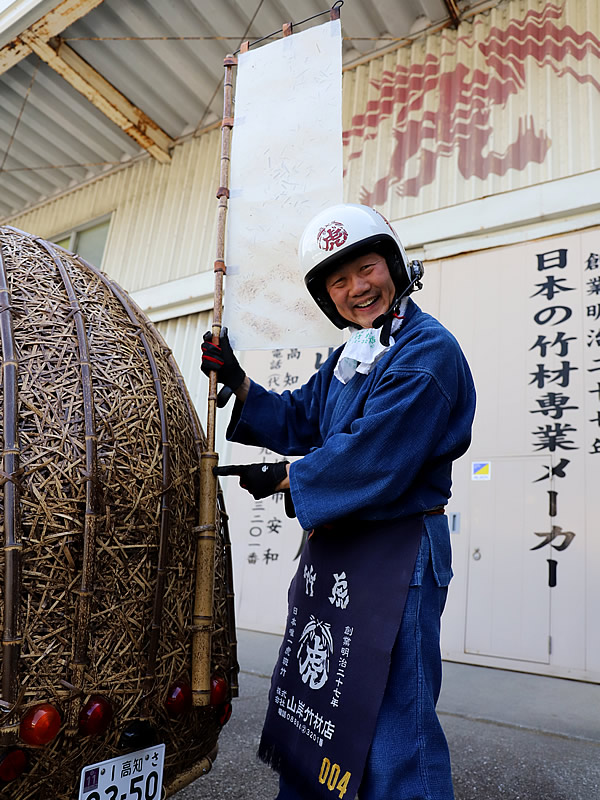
[317, 222, 348, 251]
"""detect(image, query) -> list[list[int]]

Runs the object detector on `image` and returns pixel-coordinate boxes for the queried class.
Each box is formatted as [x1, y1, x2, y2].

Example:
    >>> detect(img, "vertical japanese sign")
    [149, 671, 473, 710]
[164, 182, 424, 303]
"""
[226, 343, 337, 634]
[224, 19, 344, 350]
[582, 244, 600, 670]
[528, 234, 600, 591]
[528, 245, 580, 583]
[584, 250, 600, 454]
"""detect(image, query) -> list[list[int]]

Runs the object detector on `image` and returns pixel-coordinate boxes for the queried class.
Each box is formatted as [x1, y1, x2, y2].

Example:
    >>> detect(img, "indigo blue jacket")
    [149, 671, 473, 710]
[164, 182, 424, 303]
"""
[227, 299, 475, 584]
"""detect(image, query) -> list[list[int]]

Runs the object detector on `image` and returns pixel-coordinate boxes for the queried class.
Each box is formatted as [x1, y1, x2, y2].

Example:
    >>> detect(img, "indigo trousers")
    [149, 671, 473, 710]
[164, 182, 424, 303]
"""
[275, 535, 454, 800]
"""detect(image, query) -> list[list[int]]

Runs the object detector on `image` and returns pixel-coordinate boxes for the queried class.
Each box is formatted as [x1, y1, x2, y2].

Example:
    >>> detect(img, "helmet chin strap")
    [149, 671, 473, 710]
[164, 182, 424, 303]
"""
[372, 275, 420, 346]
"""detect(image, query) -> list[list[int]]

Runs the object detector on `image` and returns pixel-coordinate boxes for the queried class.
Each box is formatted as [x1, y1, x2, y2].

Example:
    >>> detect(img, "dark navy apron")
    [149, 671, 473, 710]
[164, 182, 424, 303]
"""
[258, 514, 424, 799]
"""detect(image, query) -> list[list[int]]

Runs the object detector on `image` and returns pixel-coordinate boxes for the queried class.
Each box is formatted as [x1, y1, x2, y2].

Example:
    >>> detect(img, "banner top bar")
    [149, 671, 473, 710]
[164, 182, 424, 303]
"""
[233, 1, 343, 55]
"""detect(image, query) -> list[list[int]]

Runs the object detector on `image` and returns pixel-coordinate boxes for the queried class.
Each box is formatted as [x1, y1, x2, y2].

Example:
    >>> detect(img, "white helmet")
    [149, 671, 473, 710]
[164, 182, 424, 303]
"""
[298, 203, 422, 329]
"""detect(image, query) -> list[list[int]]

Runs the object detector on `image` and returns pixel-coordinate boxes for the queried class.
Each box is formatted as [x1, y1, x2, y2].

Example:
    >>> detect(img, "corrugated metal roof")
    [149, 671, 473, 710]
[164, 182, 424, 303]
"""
[0, 0, 461, 219]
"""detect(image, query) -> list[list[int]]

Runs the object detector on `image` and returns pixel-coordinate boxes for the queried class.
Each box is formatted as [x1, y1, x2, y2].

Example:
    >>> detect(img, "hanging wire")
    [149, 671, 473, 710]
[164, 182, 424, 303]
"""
[60, 1, 345, 50]
[194, 0, 267, 133]
[64, 35, 398, 42]
[1, 161, 122, 172]
[233, 0, 343, 54]
[64, 36, 256, 41]
[0, 58, 40, 174]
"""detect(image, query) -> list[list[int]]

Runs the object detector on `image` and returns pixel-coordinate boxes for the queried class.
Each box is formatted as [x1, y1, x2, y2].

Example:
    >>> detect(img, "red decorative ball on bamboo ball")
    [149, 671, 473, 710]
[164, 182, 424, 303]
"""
[165, 682, 193, 717]
[78, 695, 113, 737]
[19, 704, 61, 747]
[210, 675, 229, 706]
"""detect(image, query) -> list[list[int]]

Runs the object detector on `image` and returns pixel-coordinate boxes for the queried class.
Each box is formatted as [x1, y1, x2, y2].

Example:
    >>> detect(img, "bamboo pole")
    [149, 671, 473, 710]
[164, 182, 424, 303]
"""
[0, 239, 22, 740]
[189, 3, 343, 706]
[41, 242, 102, 734]
[163, 744, 219, 795]
[191, 53, 237, 706]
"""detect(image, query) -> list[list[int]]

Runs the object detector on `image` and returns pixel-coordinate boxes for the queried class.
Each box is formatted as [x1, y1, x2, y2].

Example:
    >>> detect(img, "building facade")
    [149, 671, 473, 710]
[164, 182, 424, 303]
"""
[5, 0, 600, 681]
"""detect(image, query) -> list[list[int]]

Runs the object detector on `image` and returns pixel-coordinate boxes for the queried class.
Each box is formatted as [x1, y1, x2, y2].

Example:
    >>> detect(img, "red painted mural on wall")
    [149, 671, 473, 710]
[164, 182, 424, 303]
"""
[343, 2, 600, 204]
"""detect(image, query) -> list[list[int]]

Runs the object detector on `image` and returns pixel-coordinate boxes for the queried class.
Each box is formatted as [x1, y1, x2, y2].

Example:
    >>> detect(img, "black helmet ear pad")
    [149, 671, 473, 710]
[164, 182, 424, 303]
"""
[385, 251, 410, 296]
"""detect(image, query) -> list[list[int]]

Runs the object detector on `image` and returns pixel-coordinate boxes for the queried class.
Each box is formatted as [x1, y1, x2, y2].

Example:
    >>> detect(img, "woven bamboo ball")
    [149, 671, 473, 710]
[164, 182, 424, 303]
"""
[0, 226, 237, 799]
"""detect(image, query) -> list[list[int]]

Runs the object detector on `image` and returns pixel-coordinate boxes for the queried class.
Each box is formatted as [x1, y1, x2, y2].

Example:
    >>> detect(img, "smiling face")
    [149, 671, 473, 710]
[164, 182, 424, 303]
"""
[325, 251, 396, 328]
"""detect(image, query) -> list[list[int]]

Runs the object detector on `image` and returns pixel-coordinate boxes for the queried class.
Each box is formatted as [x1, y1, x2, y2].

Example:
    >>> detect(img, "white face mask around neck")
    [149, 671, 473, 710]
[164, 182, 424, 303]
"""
[333, 296, 409, 384]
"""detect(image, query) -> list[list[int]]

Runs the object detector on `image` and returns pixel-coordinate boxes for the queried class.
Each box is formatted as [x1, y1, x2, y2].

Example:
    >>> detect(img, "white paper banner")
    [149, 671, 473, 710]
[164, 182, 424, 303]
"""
[224, 19, 344, 350]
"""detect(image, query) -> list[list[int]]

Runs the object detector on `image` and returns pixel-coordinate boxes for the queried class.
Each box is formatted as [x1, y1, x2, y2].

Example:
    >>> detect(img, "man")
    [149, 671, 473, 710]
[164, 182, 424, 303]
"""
[201, 204, 476, 799]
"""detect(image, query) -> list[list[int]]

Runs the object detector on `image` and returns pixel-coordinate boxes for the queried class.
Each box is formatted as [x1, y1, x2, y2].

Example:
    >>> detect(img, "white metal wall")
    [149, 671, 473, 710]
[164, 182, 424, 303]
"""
[155, 311, 210, 417]
[437, 227, 600, 682]
[7, 129, 221, 293]
[343, 0, 600, 221]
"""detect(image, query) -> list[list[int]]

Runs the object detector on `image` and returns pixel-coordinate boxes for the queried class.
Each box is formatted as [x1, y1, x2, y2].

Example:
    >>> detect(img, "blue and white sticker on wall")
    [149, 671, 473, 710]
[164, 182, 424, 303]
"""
[472, 461, 491, 481]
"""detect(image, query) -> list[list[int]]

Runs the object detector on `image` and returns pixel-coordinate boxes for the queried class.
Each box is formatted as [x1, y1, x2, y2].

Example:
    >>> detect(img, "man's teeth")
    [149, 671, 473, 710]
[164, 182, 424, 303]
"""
[356, 298, 376, 308]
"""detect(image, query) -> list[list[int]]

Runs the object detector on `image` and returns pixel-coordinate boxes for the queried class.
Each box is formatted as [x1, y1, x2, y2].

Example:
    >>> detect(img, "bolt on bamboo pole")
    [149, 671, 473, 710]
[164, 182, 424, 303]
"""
[191, 53, 237, 706]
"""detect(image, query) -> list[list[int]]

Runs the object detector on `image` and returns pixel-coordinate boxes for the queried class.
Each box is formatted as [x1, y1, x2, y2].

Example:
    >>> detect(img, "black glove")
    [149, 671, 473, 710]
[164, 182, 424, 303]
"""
[201, 328, 246, 391]
[214, 461, 289, 500]
[283, 490, 296, 519]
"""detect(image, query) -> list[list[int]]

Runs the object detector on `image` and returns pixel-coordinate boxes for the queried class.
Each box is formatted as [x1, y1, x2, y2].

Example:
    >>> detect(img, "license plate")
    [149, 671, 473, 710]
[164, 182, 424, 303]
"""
[78, 744, 165, 800]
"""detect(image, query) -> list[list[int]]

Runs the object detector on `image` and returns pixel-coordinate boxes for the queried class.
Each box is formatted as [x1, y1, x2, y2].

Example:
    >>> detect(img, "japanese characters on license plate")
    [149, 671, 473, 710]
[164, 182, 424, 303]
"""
[78, 743, 165, 800]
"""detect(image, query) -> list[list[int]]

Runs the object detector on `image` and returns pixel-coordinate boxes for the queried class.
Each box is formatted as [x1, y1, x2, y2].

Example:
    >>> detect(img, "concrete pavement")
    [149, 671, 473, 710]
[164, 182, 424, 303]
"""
[174, 628, 600, 799]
